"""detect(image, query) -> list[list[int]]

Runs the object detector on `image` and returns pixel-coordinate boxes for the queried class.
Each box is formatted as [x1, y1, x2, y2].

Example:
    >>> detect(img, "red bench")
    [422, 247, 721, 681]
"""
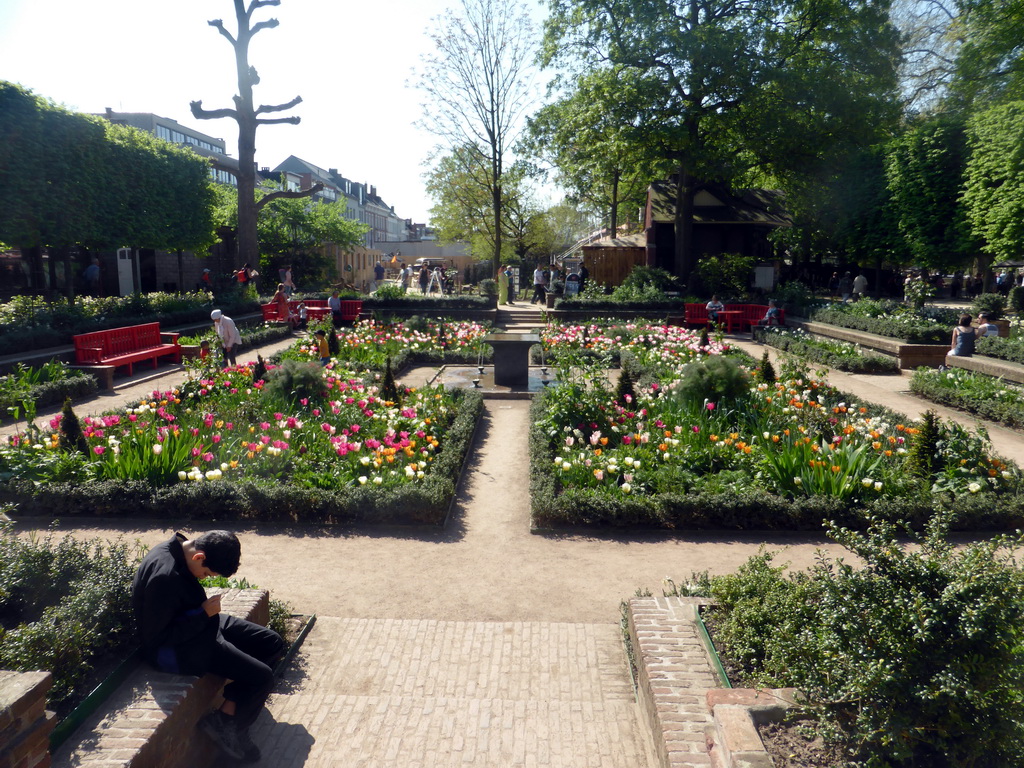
[261, 299, 356, 324]
[682, 303, 785, 332]
[73, 323, 181, 377]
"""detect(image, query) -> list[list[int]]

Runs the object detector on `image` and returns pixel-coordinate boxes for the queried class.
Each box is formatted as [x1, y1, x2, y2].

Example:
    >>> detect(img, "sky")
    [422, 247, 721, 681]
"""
[0, 0, 551, 225]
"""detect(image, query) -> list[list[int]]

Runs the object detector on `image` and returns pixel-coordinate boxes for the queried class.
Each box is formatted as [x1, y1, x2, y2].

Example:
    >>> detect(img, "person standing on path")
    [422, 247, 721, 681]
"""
[211, 309, 242, 368]
[132, 530, 285, 763]
[372, 261, 385, 292]
[419, 265, 429, 295]
[532, 265, 547, 304]
[852, 273, 868, 301]
[282, 265, 296, 296]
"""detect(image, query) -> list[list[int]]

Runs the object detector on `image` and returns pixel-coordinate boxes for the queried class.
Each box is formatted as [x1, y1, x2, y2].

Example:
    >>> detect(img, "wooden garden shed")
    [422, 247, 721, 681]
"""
[580, 233, 648, 287]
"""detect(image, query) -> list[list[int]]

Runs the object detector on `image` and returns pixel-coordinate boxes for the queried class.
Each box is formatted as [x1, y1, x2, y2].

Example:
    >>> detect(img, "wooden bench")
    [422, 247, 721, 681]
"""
[789, 318, 949, 369]
[72, 323, 181, 383]
[52, 588, 269, 768]
[683, 303, 785, 332]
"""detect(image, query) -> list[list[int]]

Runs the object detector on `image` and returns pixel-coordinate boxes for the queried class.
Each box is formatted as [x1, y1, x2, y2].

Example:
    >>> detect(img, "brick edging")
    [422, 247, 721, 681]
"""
[52, 588, 268, 768]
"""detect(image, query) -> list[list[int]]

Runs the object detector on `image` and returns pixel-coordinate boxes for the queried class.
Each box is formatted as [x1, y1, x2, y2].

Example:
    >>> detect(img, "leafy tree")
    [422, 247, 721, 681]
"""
[885, 114, 977, 271]
[951, 0, 1024, 107]
[190, 0, 321, 268]
[962, 101, 1024, 263]
[525, 66, 666, 233]
[415, 0, 537, 276]
[542, 0, 901, 284]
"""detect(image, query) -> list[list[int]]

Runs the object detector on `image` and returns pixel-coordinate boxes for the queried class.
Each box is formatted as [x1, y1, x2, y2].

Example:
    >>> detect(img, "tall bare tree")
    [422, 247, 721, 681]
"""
[190, 0, 319, 269]
[415, 0, 537, 276]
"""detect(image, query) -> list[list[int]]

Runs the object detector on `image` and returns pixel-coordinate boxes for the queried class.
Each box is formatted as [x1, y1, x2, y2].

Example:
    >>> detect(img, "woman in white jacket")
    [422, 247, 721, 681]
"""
[211, 309, 242, 368]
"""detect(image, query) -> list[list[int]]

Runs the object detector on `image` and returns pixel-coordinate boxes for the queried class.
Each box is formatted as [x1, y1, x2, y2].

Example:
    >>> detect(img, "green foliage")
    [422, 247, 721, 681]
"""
[808, 304, 949, 343]
[911, 367, 1024, 430]
[670, 356, 751, 409]
[374, 283, 406, 299]
[755, 327, 900, 374]
[976, 334, 1024, 365]
[971, 292, 1007, 321]
[614, 367, 636, 407]
[261, 360, 328, 408]
[0, 523, 140, 712]
[618, 266, 678, 294]
[326, 329, 340, 356]
[707, 517, 1024, 766]
[963, 102, 1024, 262]
[0, 363, 97, 421]
[58, 399, 89, 457]
[757, 349, 776, 383]
[885, 115, 976, 271]
[379, 357, 400, 405]
[906, 410, 942, 480]
[694, 252, 755, 297]
[1009, 285, 1024, 313]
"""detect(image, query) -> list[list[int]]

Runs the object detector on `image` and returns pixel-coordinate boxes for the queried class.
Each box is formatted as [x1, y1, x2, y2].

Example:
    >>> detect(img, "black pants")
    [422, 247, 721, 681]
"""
[209, 615, 286, 727]
[221, 344, 237, 367]
[532, 285, 546, 303]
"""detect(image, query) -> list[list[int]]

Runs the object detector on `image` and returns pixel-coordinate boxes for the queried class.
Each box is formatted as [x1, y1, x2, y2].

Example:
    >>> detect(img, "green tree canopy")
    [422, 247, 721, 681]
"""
[963, 101, 1024, 263]
[541, 0, 901, 283]
[885, 114, 977, 270]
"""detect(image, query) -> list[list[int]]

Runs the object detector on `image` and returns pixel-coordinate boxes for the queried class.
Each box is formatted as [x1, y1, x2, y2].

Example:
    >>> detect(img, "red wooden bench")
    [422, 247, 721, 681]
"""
[682, 303, 785, 332]
[73, 323, 181, 377]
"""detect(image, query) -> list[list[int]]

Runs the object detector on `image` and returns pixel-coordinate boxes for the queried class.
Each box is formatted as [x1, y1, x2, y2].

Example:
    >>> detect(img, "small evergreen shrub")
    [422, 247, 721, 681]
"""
[971, 292, 1007, 321]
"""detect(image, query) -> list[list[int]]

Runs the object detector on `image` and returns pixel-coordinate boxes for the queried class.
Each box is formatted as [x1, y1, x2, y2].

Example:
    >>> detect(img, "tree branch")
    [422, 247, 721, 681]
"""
[250, 19, 280, 36]
[256, 116, 302, 125]
[190, 100, 238, 121]
[207, 19, 236, 46]
[255, 95, 303, 115]
[254, 182, 324, 212]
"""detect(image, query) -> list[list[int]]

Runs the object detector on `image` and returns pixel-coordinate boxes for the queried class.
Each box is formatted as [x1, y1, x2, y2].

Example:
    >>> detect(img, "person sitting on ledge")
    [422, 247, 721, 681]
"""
[948, 314, 976, 357]
[132, 531, 285, 763]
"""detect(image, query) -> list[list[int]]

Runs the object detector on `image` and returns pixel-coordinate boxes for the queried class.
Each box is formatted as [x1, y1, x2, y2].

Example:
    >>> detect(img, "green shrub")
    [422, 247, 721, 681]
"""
[971, 292, 1007, 321]
[671, 355, 751, 408]
[0, 521, 140, 713]
[374, 283, 405, 299]
[1009, 285, 1024, 313]
[705, 516, 1024, 767]
[260, 360, 330, 408]
[910, 366, 1024, 428]
[694, 252, 754, 297]
[755, 327, 900, 374]
[808, 305, 949, 343]
[976, 334, 1024, 364]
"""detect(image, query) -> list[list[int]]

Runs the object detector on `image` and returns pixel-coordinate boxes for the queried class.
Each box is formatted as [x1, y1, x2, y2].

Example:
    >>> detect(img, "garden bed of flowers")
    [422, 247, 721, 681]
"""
[807, 299, 958, 344]
[531, 323, 1023, 530]
[540, 321, 731, 370]
[753, 326, 900, 374]
[0, 360, 98, 422]
[0, 351, 483, 526]
[910, 366, 1024, 429]
[280, 317, 494, 372]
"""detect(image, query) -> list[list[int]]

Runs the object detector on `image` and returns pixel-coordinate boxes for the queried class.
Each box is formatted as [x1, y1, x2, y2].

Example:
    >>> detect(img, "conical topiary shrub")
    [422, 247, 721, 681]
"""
[58, 398, 90, 456]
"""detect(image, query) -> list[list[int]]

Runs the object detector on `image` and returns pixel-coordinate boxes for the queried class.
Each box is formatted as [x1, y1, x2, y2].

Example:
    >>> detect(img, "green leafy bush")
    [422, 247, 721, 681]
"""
[374, 283, 406, 299]
[0, 521, 141, 713]
[808, 301, 952, 343]
[971, 292, 1007, 321]
[670, 355, 751, 408]
[706, 516, 1024, 767]
[976, 334, 1024, 364]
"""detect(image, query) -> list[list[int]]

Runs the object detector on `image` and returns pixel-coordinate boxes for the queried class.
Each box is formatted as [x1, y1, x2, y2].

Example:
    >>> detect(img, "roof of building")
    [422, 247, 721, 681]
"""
[648, 180, 791, 228]
[583, 233, 647, 249]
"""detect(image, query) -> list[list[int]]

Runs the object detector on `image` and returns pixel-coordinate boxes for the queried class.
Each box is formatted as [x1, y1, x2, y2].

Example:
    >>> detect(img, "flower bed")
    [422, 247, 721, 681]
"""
[910, 367, 1024, 429]
[754, 327, 900, 374]
[540, 321, 731, 370]
[1, 357, 483, 526]
[808, 299, 957, 344]
[531, 340, 1024, 530]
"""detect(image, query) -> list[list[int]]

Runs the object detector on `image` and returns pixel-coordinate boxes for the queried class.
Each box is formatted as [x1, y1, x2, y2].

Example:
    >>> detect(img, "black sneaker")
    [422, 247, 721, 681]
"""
[198, 711, 244, 760]
[235, 726, 262, 763]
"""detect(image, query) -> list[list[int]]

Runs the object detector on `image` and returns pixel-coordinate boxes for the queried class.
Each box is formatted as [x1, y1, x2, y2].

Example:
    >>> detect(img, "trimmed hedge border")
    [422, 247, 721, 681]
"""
[528, 390, 1024, 532]
[0, 372, 99, 420]
[808, 307, 948, 344]
[754, 327, 900, 374]
[3, 389, 484, 527]
[910, 369, 1024, 430]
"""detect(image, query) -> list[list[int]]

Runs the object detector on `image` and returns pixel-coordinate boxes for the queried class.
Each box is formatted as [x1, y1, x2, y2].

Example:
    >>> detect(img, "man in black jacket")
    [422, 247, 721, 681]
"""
[132, 531, 284, 763]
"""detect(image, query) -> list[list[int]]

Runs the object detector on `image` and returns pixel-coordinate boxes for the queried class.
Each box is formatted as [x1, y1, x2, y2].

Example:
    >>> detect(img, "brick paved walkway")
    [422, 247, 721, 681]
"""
[257, 618, 657, 767]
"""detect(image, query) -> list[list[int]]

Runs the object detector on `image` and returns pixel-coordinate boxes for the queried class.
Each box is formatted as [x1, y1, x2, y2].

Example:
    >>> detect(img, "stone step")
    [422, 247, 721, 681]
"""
[261, 617, 657, 767]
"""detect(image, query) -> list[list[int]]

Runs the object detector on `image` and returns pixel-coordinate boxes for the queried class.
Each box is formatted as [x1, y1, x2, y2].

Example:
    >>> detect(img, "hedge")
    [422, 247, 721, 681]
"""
[807, 306, 948, 343]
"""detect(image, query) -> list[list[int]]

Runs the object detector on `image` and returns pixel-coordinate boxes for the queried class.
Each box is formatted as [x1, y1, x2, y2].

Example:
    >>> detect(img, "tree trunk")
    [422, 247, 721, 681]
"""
[609, 170, 620, 235]
[674, 164, 696, 284]
[492, 180, 502, 277]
